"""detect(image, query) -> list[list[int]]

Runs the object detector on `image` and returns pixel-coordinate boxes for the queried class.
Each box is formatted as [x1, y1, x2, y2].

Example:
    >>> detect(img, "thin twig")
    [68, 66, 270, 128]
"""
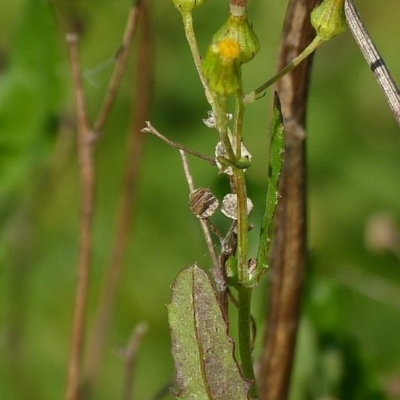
[85, 1, 152, 391]
[179, 150, 220, 275]
[180, 150, 196, 191]
[345, 0, 400, 126]
[94, 1, 143, 133]
[143, 122, 216, 166]
[244, 36, 323, 103]
[121, 322, 149, 400]
[65, 33, 96, 400]
[180, 12, 215, 108]
[258, 0, 319, 399]
[180, 149, 229, 312]
[181, 156, 229, 319]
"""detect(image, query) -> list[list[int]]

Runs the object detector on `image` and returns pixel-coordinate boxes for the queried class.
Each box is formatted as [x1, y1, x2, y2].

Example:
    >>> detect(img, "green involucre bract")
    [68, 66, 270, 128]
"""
[212, 13, 260, 64]
[311, 0, 347, 41]
[202, 39, 242, 97]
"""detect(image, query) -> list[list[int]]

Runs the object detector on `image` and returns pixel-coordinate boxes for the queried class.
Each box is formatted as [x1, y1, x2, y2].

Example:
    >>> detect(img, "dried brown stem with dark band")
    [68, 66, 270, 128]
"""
[258, 0, 319, 399]
[345, 0, 400, 126]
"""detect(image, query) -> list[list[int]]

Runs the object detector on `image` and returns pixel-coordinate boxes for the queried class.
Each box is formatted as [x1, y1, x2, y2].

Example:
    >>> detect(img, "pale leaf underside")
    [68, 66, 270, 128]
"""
[167, 265, 251, 399]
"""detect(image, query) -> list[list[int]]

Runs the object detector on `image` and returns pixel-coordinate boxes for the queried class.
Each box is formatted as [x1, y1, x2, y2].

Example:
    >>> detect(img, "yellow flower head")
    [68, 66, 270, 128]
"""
[212, 14, 260, 64]
[217, 39, 241, 62]
[202, 39, 242, 97]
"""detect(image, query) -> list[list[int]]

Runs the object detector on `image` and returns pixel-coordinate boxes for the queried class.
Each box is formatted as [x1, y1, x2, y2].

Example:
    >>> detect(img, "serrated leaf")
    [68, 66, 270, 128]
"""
[256, 92, 285, 272]
[167, 265, 251, 399]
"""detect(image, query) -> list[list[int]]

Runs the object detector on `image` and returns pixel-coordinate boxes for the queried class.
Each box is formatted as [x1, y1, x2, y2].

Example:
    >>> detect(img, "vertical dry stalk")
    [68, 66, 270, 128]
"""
[259, 0, 319, 399]
[85, 1, 152, 389]
[65, 33, 96, 400]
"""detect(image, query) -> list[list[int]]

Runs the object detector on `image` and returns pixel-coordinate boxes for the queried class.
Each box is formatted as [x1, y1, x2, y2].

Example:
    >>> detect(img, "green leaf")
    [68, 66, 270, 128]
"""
[256, 92, 285, 274]
[167, 265, 251, 399]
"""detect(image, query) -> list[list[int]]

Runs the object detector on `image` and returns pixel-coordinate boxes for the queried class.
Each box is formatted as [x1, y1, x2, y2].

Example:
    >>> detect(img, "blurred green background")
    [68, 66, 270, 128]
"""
[1, 0, 400, 399]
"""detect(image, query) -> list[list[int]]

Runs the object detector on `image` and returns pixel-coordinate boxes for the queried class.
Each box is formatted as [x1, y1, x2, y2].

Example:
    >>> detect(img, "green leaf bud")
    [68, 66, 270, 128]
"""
[171, 0, 208, 13]
[311, 0, 347, 41]
[202, 39, 242, 97]
[212, 13, 260, 64]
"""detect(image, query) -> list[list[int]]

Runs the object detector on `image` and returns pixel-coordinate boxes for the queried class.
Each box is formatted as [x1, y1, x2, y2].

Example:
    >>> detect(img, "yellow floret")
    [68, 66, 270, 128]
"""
[217, 39, 241, 61]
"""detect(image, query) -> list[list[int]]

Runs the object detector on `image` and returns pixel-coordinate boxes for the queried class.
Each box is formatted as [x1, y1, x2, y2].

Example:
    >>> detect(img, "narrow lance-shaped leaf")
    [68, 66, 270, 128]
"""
[256, 92, 285, 273]
[167, 265, 251, 399]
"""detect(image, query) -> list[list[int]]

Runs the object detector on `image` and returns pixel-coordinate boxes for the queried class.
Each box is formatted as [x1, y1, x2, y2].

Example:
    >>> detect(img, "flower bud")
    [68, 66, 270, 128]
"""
[202, 39, 242, 97]
[212, 13, 260, 64]
[311, 0, 346, 41]
[171, 0, 208, 13]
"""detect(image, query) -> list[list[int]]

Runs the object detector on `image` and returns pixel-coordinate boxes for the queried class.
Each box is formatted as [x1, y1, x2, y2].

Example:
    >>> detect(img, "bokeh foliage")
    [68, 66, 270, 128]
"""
[1, 0, 400, 399]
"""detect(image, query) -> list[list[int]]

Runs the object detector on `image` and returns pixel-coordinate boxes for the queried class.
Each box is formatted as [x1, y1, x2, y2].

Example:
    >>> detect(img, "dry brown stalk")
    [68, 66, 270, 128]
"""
[65, 33, 96, 400]
[258, 0, 319, 399]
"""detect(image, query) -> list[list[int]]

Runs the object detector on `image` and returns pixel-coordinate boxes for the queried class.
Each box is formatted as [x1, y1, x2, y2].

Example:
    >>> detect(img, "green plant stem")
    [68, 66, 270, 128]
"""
[215, 97, 236, 162]
[233, 169, 249, 282]
[232, 92, 255, 395]
[216, 94, 248, 280]
[234, 90, 245, 157]
[233, 168, 252, 394]
[181, 11, 215, 108]
[231, 88, 249, 284]
[181, 8, 256, 396]
[237, 286, 258, 399]
[244, 36, 323, 103]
